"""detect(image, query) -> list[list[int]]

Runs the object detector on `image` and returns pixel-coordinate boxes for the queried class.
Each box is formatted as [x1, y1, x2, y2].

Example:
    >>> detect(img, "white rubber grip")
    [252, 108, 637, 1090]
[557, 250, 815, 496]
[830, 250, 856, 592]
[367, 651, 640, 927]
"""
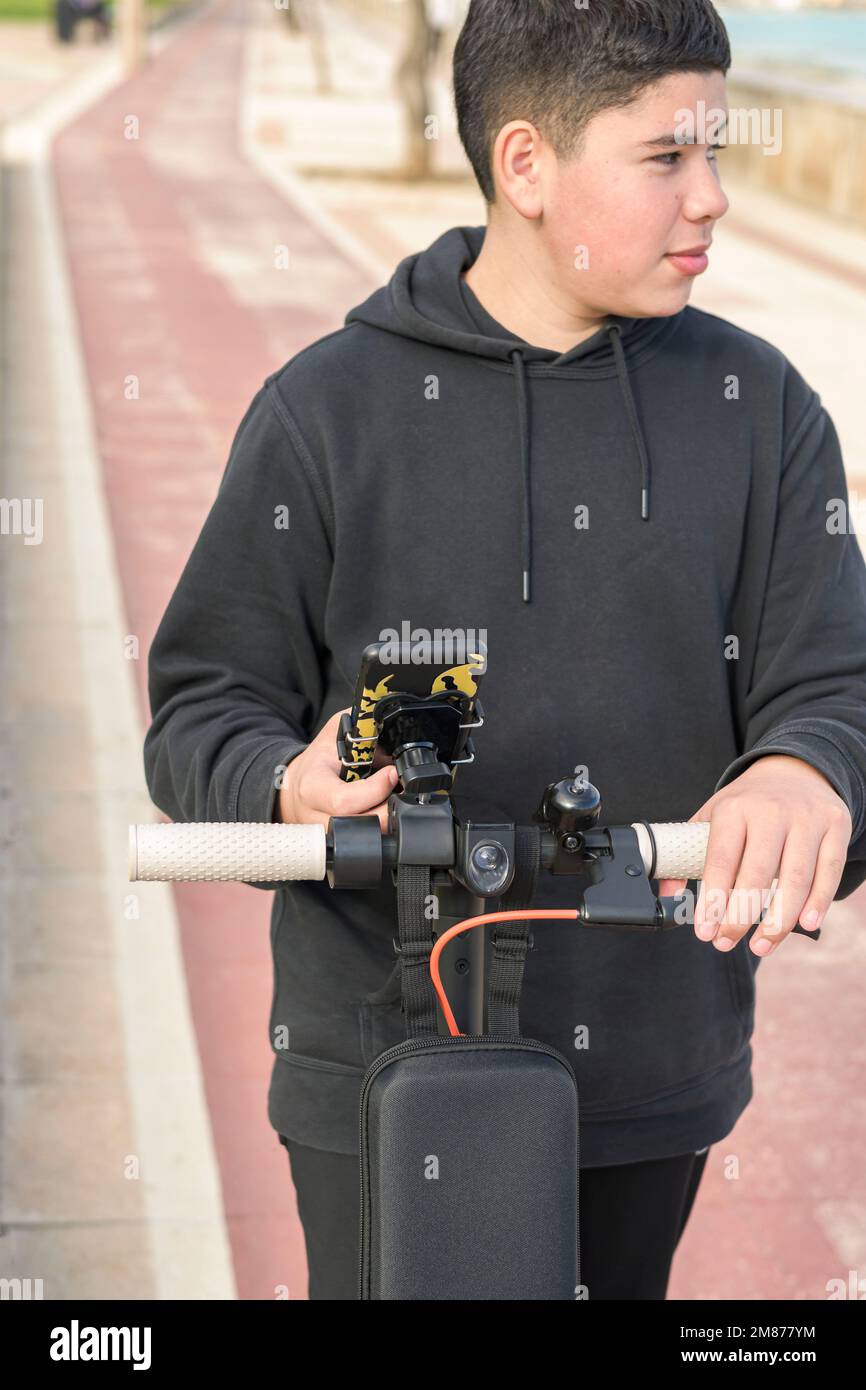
[129, 822, 327, 882]
[633, 821, 710, 882]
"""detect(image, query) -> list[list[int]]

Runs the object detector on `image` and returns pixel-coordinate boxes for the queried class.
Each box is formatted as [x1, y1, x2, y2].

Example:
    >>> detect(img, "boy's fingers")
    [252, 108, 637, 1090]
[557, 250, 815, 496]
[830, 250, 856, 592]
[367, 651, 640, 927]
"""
[328, 765, 398, 834]
[347, 764, 400, 807]
[370, 744, 395, 772]
[655, 806, 713, 902]
[299, 710, 399, 833]
[694, 807, 747, 939]
[313, 763, 399, 817]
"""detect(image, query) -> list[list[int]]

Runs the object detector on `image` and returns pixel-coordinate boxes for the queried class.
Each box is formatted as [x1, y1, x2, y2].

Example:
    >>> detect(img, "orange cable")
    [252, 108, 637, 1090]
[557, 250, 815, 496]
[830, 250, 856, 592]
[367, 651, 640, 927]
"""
[429, 909, 579, 1036]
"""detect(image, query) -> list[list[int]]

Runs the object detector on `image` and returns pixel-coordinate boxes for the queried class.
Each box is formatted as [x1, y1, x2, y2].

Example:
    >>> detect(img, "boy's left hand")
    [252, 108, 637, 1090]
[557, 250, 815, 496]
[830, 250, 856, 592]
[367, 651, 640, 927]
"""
[656, 755, 852, 957]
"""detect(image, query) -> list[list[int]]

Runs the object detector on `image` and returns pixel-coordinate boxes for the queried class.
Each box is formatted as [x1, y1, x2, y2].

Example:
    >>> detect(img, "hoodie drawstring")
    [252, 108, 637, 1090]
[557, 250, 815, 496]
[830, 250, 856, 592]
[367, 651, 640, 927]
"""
[509, 349, 533, 603]
[510, 324, 652, 604]
[607, 323, 652, 525]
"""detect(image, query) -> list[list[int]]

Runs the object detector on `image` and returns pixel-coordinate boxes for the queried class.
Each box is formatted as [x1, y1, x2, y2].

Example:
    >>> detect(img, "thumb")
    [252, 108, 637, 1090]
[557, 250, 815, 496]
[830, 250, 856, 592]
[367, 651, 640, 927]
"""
[337, 763, 400, 811]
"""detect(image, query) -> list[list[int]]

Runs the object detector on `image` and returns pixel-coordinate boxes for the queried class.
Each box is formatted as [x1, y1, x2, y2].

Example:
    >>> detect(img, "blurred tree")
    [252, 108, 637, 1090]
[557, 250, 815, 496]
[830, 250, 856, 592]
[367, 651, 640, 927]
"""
[279, 0, 332, 94]
[395, 0, 436, 179]
[278, 0, 301, 31]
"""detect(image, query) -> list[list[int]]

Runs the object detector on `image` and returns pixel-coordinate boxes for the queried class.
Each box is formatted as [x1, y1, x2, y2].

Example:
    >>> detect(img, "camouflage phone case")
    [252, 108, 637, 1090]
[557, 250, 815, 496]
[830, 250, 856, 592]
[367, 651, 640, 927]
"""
[337, 640, 485, 782]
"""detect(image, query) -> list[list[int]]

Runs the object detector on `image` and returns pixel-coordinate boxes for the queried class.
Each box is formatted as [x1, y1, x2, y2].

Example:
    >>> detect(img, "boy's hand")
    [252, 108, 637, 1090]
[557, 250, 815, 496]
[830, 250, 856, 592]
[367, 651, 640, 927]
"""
[656, 755, 852, 957]
[277, 708, 399, 833]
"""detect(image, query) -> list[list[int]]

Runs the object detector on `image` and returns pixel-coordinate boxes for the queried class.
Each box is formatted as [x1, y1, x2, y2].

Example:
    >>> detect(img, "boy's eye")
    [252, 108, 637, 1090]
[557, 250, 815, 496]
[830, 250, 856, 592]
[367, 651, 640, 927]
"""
[651, 146, 724, 167]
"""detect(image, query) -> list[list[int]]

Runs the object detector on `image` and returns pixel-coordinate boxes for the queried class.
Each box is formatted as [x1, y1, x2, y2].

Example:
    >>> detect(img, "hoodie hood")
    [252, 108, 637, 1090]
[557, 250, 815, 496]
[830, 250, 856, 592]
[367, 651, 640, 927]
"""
[346, 225, 671, 602]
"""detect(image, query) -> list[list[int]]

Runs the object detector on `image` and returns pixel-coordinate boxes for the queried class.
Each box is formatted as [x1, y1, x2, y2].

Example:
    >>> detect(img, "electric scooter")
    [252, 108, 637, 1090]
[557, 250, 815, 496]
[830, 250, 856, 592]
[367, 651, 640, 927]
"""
[129, 659, 818, 1299]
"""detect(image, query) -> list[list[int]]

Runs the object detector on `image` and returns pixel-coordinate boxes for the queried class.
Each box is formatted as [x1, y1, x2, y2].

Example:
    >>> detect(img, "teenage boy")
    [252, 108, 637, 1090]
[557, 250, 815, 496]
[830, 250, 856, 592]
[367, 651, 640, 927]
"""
[144, 0, 866, 1300]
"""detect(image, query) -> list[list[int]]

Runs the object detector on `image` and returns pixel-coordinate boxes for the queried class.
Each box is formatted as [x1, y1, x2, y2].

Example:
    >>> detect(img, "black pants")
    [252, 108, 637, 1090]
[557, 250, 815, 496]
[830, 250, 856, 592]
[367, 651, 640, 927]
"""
[55, 0, 111, 42]
[279, 1134, 709, 1300]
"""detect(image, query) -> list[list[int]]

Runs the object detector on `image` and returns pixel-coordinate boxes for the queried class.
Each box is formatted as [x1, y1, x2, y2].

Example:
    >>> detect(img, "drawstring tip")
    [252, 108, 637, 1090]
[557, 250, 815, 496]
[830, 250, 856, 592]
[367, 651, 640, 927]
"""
[522, 570, 531, 603]
[641, 488, 650, 520]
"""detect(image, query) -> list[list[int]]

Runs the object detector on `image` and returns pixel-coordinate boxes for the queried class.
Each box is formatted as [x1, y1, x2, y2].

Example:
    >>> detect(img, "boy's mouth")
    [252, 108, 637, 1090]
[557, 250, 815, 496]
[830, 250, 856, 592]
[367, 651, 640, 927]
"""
[665, 243, 711, 277]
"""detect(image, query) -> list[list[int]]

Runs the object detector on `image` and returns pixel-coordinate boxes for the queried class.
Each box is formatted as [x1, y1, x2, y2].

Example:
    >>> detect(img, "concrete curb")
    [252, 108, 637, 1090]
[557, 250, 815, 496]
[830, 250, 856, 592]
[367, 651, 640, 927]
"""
[0, 9, 236, 1300]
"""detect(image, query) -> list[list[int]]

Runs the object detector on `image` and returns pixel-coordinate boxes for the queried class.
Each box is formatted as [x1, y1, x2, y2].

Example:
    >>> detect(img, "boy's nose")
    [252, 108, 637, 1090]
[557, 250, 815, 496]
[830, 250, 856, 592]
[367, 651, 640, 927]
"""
[694, 168, 730, 223]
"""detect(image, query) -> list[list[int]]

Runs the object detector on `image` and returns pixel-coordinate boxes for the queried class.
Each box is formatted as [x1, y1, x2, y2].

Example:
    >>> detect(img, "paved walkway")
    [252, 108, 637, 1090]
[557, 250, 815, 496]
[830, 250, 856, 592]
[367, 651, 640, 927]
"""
[0, 20, 108, 125]
[2, 0, 865, 1301]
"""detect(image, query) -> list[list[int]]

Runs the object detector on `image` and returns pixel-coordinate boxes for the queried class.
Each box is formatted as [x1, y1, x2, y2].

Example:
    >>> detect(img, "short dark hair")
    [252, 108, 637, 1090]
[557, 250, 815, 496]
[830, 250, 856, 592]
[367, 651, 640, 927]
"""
[452, 0, 731, 205]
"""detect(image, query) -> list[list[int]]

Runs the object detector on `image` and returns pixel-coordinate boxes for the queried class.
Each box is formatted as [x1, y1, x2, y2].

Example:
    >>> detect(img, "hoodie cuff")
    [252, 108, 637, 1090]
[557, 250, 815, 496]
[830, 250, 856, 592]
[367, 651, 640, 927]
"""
[713, 723, 866, 842]
[233, 737, 308, 823]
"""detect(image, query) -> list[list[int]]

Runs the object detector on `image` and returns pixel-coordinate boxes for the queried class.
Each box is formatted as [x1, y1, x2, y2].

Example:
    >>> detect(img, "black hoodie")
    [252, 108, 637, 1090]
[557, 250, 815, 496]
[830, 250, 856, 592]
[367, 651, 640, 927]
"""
[144, 224, 866, 1165]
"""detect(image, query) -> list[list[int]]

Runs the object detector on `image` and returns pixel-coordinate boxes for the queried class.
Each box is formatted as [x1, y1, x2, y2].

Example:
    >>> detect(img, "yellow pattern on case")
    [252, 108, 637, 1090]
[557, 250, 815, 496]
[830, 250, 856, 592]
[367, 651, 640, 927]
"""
[343, 655, 483, 781]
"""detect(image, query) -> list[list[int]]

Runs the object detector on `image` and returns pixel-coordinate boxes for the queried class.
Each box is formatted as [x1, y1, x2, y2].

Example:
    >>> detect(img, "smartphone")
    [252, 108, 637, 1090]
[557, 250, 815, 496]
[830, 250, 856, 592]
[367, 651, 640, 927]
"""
[337, 638, 486, 782]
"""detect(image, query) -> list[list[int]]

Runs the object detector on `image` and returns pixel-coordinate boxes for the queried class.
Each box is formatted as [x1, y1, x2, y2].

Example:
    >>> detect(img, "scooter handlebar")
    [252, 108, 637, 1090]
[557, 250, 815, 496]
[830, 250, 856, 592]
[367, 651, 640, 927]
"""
[128, 818, 708, 884]
[633, 820, 710, 883]
[128, 821, 328, 882]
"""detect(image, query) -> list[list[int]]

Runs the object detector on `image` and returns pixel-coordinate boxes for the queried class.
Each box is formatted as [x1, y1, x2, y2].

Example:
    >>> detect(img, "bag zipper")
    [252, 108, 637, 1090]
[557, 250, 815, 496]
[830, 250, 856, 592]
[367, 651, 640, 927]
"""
[357, 1032, 580, 1299]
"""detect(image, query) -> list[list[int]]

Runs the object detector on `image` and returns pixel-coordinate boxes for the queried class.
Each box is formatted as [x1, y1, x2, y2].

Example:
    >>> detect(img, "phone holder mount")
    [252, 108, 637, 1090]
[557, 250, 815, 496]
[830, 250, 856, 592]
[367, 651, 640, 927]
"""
[332, 689, 683, 1039]
[331, 685, 674, 931]
[332, 683, 677, 1037]
[337, 684, 484, 798]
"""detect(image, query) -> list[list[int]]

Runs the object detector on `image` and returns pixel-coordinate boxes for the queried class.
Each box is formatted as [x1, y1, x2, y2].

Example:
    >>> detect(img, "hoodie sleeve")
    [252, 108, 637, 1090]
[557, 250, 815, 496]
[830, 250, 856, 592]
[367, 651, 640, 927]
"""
[712, 390, 866, 900]
[143, 377, 333, 839]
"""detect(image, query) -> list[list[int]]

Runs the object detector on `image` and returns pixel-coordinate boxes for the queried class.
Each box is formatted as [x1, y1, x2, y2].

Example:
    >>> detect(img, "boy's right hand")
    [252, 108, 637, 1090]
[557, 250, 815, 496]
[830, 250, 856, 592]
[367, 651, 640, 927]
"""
[277, 708, 400, 833]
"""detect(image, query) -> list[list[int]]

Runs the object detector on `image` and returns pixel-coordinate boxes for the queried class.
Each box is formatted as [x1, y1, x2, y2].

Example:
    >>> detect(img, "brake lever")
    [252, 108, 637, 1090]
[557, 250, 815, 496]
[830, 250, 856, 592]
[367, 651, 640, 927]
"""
[657, 891, 821, 942]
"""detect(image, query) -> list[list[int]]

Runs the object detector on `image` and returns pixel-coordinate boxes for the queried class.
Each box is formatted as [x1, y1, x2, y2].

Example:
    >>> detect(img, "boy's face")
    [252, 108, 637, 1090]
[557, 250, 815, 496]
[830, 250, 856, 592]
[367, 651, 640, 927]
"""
[535, 70, 730, 320]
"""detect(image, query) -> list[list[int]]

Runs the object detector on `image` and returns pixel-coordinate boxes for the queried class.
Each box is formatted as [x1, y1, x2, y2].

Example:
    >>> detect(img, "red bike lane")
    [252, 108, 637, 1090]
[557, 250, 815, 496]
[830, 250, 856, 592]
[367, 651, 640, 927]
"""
[51, 0, 374, 1299]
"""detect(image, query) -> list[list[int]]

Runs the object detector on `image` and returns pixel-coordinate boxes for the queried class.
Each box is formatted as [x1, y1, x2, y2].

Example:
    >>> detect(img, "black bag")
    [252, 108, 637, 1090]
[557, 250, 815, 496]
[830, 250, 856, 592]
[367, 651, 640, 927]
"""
[359, 1033, 579, 1300]
[358, 835, 580, 1301]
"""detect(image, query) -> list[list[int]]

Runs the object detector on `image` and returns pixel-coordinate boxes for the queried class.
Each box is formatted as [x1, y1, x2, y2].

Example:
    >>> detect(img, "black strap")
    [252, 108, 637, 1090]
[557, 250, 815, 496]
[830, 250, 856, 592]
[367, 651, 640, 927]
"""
[487, 825, 541, 1036]
[396, 862, 440, 1038]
